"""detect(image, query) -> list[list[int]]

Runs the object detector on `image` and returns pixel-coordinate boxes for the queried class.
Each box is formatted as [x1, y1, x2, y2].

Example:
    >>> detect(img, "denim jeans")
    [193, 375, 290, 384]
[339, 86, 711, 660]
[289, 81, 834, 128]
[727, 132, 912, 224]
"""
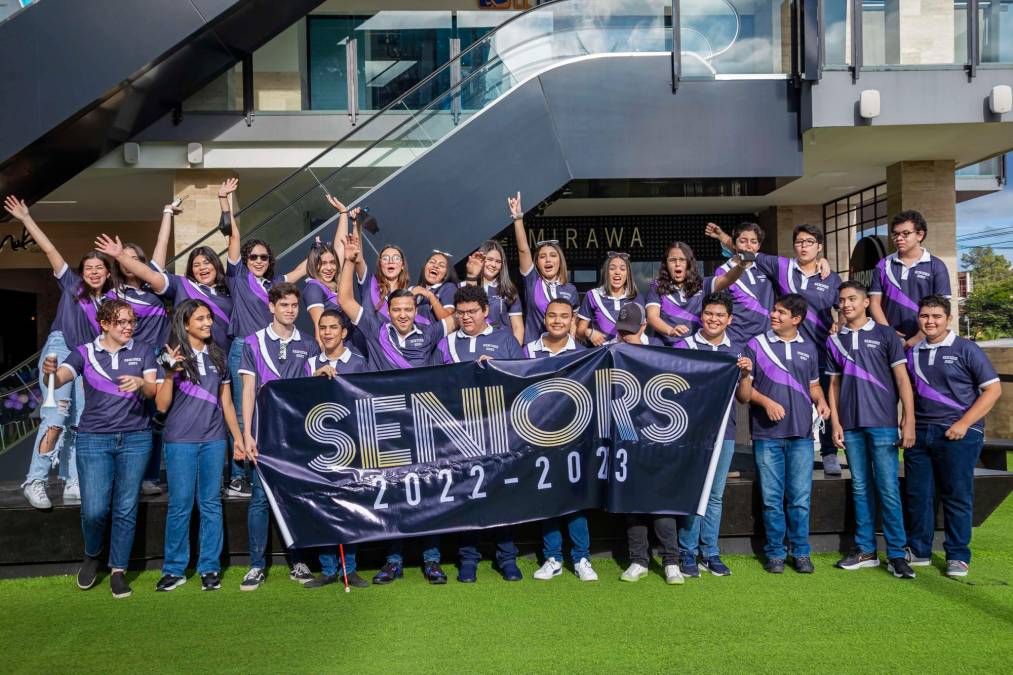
[319, 546, 357, 576]
[843, 427, 906, 559]
[24, 331, 83, 485]
[627, 515, 679, 566]
[677, 439, 736, 557]
[76, 430, 152, 569]
[458, 527, 519, 567]
[386, 537, 441, 565]
[904, 424, 983, 564]
[542, 513, 590, 563]
[753, 437, 814, 560]
[163, 439, 226, 576]
[227, 339, 249, 482]
[248, 468, 271, 569]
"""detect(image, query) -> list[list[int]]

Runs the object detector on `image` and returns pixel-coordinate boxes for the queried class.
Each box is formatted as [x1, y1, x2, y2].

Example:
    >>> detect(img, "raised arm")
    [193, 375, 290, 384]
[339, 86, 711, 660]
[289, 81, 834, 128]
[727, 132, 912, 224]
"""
[710, 255, 748, 292]
[94, 234, 168, 294]
[219, 178, 241, 264]
[338, 233, 364, 320]
[151, 200, 181, 269]
[509, 192, 532, 273]
[704, 222, 735, 250]
[4, 196, 65, 274]
[325, 195, 350, 269]
[283, 259, 308, 284]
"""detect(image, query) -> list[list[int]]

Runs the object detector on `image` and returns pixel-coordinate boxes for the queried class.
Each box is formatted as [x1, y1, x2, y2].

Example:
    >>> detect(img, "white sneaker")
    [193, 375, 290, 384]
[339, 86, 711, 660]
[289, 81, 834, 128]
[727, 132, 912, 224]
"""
[822, 454, 842, 476]
[141, 480, 162, 496]
[23, 480, 52, 509]
[620, 562, 649, 582]
[62, 480, 80, 504]
[664, 564, 685, 585]
[533, 557, 563, 580]
[574, 558, 598, 581]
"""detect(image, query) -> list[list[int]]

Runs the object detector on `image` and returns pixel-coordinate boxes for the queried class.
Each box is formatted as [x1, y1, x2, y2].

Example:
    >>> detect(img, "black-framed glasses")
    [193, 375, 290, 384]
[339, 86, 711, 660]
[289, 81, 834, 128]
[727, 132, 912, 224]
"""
[535, 239, 559, 247]
[247, 253, 270, 262]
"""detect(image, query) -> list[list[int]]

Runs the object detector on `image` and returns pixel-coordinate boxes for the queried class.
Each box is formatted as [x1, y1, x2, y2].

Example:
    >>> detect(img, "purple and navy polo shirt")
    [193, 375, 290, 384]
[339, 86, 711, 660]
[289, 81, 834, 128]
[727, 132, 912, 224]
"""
[238, 326, 319, 389]
[578, 289, 645, 340]
[756, 253, 841, 368]
[674, 331, 740, 441]
[358, 272, 432, 326]
[60, 338, 160, 433]
[869, 249, 951, 339]
[523, 334, 587, 359]
[226, 259, 287, 340]
[116, 282, 169, 348]
[161, 346, 231, 444]
[906, 331, 999, 434]
[158, 271, 234, 350]
[438, 325, 524, 364]
[707, 261, 773, 347]
[645, 281, 703, 345]
[312, 349, 368, 376]
[52, 264, 104, 349]
[302, 279, 343, 315]
[475, 281, 523, 332]
[350, 304, 447, 371]
[520, 266, 579, 343]
[745, 330, 820, 440]
[825, 319, 907, 430]
[415, 281, 456, 324]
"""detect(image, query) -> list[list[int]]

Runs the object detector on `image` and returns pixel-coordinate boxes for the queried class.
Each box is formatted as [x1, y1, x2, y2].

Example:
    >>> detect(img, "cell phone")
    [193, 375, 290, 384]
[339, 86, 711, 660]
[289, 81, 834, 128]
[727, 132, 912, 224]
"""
[171, 194, 189, 209]
[738, 251, 756, 262]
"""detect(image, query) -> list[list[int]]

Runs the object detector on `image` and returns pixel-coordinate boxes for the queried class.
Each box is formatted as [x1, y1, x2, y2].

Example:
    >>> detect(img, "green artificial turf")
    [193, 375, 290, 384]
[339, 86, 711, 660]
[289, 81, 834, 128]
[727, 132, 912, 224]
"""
[2, 495, 1012, 674]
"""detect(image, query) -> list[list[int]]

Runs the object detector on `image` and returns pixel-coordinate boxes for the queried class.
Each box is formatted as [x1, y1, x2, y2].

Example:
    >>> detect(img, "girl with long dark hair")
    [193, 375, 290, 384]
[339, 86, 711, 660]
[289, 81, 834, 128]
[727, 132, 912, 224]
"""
[577, 250, 643, 345]
[462, 239, 524, 344]
[414, 250, 457, 323]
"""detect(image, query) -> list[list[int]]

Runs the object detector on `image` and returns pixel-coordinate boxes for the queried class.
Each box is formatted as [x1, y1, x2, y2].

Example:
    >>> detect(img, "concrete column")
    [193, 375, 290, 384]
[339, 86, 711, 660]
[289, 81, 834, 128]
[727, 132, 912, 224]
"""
[759, 204, 823, 258]
[171, 170, 239, 271]
[886, 160, 958, 325]
[884, 0, 956, 65]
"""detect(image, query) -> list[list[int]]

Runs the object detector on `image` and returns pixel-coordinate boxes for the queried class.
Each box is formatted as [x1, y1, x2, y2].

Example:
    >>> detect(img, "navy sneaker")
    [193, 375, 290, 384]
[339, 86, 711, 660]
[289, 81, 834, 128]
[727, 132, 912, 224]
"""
[679, 551, 700, 578]
[457, 562, 478, 583]
[793, 556, 815, 574]
[700, 555, 732, 577]
[499, 560, 523, 581]
[423, 561, 448, 585]
[372, 562, 403, 585]
[764, 558, 785, 574]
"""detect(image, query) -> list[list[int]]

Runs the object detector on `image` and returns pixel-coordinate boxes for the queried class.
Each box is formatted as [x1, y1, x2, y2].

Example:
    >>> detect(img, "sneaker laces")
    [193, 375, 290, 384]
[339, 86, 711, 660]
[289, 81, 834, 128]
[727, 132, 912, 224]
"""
[293, 563, 310, 576]
[244, 567, 263, 581]
[31, 481, 47, 499]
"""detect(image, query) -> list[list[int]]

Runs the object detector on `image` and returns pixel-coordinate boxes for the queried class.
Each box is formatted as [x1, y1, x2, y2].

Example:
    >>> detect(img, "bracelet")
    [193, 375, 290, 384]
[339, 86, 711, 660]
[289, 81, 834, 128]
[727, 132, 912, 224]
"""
[163, 208, 174, 214]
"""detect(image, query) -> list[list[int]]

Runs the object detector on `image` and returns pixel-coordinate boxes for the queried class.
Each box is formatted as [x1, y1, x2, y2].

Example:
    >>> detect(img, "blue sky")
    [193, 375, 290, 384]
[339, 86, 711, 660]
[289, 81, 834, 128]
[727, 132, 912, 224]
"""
[955, 153, 1013, 269]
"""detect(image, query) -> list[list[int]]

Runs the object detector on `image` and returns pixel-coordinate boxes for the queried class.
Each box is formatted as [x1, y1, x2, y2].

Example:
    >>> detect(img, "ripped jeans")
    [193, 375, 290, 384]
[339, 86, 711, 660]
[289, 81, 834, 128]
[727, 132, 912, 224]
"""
[23, 331, 84, 486]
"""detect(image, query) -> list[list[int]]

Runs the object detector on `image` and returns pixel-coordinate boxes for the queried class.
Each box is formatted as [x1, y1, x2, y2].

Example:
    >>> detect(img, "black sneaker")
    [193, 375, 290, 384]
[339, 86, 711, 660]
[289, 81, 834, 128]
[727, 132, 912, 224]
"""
[289, 563, 314, 584]
[110, 572, 132, 599]
[764, 558, 785, 574]
[201, 572, 222, 591]
[77, 555, 100, 590]
[226, 477, 251, 498]
[304, 574, 338, 589]
[155, 574, 186, 592]
[372, 562, 403, 585]
[240, 567, 265, 591]
[836, 551, 880, 570]
[793, 556, 815, 574]
[423, 561, 448, 585]
[347, 572, 369, 588]
[887, 557, 916, 579]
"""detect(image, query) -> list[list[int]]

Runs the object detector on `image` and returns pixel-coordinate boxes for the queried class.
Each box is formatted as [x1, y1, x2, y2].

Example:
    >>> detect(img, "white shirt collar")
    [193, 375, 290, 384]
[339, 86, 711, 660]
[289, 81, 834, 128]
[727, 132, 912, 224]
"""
[839, 318, 876, 334]
[789, 258, 820, 279]
[693, 330, 731, 348]
[456, 325, 494, 339]
[388, 323, 423, 340]
[534, 333, 577, 354]
[93, 336, 134, 353]
[266, 325, 301, 342]
[321, 349, 352, 364]
[766, 329, 804, 344]
[889, 248, 932, 267]
[915, 330, 956, 351]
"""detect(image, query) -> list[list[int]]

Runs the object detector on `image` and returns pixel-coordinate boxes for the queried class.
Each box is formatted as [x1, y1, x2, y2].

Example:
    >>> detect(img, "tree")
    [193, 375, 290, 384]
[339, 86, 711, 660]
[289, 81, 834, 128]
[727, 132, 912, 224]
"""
[961, 246, 1013, 286]
[961, 247, 1013, 339]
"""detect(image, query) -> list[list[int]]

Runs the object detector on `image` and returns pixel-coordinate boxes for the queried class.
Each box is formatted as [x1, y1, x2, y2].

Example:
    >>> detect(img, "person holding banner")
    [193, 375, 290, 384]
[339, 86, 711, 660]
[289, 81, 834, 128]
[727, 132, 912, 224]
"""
[610, 303, 662, 346]
[664, 292, 753, 579]
[303, 309, 370, 589]
[577, 251, 644, 345]
[826, 281, 916, 579]
[462, 240, 525, 345]
[903, 295, 1001, 578]
[153, 299, 243, 592]
[236, 283, 321, 591]
[436, 285, 524, 582]
[523, 298, 598, 582]
[743, 293, 830, 574]
[414, 250, 458, 323]
[510, 192, 579, 342]
[339, 233, 456, 584]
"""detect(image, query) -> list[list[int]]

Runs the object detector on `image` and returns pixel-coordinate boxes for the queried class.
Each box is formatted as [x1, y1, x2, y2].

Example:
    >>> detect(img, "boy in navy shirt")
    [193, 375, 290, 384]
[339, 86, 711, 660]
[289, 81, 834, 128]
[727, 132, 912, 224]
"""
[826, 281, 917, 579]
[904, 295, 1001, 577]
[743, 294, 830, 574]
[236, 282, 320, 591]
[870, 210, 952, 348]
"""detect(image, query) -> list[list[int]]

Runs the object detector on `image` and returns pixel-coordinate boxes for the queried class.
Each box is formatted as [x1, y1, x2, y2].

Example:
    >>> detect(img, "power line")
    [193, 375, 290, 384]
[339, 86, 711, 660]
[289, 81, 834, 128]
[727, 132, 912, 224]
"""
[956, 226, 1013, 242]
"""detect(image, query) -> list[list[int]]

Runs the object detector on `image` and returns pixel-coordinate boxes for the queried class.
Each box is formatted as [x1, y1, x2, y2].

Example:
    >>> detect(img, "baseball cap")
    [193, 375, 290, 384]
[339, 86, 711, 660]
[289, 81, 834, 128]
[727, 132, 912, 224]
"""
[615, 302, 645, 335]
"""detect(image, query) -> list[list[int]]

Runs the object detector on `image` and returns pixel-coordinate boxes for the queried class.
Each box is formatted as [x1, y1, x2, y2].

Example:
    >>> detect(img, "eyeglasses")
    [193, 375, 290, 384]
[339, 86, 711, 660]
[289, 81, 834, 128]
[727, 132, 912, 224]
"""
[892, 230, 916, 239]
[380, 254, 403, 263]
[535, 240, 559, 247]
[431, 249, 453, 259]
[794, 239, 820, 248]
[607, 251, 630, 260]
[247, 254, 270, 262]
[455, 307, 483, 318]
[112, 319, 137, 328]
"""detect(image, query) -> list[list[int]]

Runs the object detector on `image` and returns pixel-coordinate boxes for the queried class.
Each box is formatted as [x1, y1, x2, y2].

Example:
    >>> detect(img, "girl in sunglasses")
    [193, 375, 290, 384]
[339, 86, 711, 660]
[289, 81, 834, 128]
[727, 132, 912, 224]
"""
[577, 250, 644, 345]
[509, 191, 579, 342]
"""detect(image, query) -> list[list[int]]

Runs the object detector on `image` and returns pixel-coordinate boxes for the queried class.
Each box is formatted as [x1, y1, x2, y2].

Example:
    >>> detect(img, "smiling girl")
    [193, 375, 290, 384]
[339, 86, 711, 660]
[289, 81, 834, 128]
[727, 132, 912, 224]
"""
[462, 240, 524, 344]
[577, 250, 643, 345]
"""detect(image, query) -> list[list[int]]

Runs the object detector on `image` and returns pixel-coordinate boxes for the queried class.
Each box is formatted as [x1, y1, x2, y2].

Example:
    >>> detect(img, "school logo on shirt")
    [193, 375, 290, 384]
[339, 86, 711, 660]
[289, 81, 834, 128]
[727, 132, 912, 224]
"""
[914, 270, 931, 281]
[797, 351, 811, 361]
[122, 356, 143, 368]
[863, 339, 881, 350]
[813, 281, 831, 293]
[291, 347, 310, 359]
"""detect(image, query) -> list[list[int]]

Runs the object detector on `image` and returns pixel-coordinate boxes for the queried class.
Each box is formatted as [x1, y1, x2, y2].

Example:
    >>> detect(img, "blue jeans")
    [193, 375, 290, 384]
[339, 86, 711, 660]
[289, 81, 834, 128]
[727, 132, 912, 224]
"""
[163, 440, 226, 576]
[227, 339, 249, 481]
[458, 527, 519, 567]
[75, 430, 152, 569]
[678, 439, 736, 557]
[248, 468, 271, 569]
[843, 427, 906, 559]
[319, 546, 357, 576]
[542, 513, 590, 563]
[904, 424, 983, 564]
[386, 537, 441, 565]
[753, 438, 814, 560]
[24, 331, 83, 485]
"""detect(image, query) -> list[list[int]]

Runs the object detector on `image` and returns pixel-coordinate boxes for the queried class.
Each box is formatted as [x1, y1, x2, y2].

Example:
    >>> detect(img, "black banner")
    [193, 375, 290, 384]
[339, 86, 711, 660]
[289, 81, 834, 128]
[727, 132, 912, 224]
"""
[256, 344, 739, 548]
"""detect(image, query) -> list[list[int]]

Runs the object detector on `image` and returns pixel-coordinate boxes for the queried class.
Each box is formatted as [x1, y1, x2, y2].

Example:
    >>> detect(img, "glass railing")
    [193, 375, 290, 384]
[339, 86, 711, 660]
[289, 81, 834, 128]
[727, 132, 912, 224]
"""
[0, 352, 41, 454]
[0, 0, 38, 26]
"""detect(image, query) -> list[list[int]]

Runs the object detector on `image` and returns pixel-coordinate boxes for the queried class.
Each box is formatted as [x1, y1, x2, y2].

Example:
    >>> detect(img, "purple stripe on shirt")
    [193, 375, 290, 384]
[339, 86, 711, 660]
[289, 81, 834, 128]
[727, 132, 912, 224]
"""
[180, 279, 230, 323]
[307, 279, 337, 305]
[533, 278, 551, 315]
[660, 295, 700, 324]
[777, 257, 792, 296]
[247, 271, 270, 305]
[907, 352, 963, 410]
[82, 362, 141, 401]
[247, 335, 275, 386]
[178, 378, 218, 406]
[78, 299, 101, 333]
[880, 267, 921, 313]
[750, 338, 809, 399]
[590, 293, 617, 335]
[378, 326, 414, 369]
[125, 301, 166, 318]
[714, 267, 770, 318]
[827, 341, 890, 393]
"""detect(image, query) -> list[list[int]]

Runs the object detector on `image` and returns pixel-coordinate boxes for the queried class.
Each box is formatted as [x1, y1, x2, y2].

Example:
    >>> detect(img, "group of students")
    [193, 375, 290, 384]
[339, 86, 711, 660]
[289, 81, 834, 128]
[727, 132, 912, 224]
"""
[5, 186, 1000, 598]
